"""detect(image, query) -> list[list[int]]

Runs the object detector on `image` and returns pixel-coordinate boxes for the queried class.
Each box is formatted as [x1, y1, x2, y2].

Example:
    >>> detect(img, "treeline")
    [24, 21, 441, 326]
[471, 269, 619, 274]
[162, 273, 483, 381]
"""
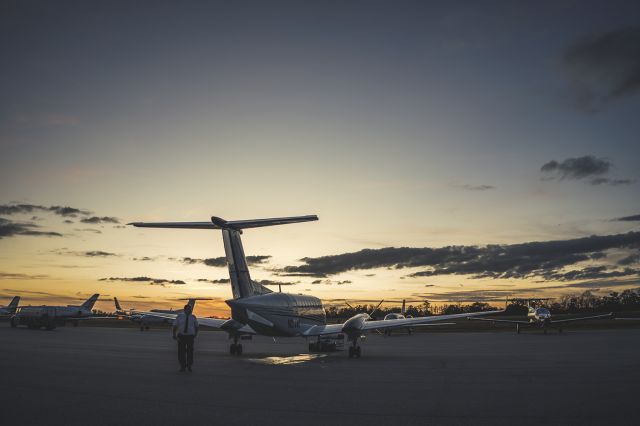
[325, 289, 640, 320]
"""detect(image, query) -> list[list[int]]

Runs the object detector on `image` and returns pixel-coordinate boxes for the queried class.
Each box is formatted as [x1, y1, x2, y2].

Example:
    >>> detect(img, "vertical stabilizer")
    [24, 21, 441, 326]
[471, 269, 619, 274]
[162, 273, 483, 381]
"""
[8, 296, 20, 310]
[222, 229, 272, 299]
[81, 294, 99, 310]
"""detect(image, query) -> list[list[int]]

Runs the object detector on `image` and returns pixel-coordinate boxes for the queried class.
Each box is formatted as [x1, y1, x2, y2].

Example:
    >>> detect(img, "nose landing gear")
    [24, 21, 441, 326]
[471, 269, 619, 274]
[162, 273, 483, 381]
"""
[229, 336, 243, 356]
[347, 335, 361, 358]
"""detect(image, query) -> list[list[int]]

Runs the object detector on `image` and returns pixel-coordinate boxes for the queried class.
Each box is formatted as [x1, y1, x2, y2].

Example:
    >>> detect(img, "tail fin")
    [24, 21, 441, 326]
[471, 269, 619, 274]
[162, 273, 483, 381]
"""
[8, 296, 20, 310]
[401, 299, 406, 316]
[114, 297, 123, 312]
[186, 299, 196, 309]
[81, 294, 99, 311]
[130, 215, 318, 299]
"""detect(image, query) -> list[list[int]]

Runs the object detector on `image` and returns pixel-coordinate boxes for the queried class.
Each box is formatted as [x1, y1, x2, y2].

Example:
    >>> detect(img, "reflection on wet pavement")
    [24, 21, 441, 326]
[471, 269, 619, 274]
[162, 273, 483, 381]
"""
[246, 353, 327, 365]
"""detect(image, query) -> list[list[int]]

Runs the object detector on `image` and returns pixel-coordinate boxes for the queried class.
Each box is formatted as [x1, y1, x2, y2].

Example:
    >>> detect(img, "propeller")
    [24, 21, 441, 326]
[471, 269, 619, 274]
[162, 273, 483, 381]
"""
[345, 300, 384, 319]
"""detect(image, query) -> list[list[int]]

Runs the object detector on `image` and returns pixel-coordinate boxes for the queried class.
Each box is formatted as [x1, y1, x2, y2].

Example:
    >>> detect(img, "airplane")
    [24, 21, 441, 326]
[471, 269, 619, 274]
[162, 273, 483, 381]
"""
[129, 215, 503, 358]
[10, 294, 101, 330]
[114, 297, 196, 331]
[382, 299, 414, 336]
[0, 296, 20, 317]
[467, 298, 613, 334]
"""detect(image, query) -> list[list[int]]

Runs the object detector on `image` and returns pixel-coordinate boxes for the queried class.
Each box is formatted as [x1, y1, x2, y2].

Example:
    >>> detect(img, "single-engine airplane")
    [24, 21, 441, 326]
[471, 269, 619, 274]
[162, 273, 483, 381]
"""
[129, 215, 503, 358]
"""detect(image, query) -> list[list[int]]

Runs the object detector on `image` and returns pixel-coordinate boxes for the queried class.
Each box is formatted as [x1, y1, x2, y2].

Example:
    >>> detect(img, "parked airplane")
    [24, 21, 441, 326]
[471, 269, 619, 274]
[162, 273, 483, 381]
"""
[468, 298, 613, 334]
[383, 299, 413, 336]
[10, 294, 101, 329]
[0, 296, 20, 317]
[114, 297, 196, 330]
[129, 215, 503, 358]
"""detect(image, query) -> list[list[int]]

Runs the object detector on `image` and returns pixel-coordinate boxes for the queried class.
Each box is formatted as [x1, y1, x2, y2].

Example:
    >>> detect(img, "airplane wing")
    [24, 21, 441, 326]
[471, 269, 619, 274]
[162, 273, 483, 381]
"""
[616, 317, 640, 320]
[467, 317, 530, 325]
[132, 311, 232, 329]
[303, 310, 503, 336]
[550, 312, 613, 325]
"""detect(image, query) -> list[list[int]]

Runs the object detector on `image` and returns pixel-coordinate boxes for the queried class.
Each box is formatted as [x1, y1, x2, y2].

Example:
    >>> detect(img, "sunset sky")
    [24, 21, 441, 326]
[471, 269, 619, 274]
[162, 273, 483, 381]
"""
[1, 1, 639, 317]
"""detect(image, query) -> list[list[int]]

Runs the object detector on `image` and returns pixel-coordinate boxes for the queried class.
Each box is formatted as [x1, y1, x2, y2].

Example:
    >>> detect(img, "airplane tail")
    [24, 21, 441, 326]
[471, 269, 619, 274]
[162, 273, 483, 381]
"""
[401, 299, 406, 316]
[7, 296, 20, 312]
[130, 215, 318, 299]
[81, 294, 99, 311]
[186, 299, 196, 309]
[114, 297, 123, 312]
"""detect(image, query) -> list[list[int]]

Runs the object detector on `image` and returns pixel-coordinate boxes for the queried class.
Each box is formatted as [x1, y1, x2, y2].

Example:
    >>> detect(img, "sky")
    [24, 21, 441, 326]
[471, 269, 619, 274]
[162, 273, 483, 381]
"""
[1, 0, 639, 316]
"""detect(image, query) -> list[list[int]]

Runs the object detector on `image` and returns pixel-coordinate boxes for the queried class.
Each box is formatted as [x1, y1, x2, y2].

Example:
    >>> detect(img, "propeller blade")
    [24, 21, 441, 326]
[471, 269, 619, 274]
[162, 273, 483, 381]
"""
[369, 299, 384, 317]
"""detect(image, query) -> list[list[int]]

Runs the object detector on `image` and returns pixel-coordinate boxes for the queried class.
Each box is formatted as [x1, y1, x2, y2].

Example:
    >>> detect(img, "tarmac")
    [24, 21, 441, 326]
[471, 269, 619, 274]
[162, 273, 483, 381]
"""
[1, 325, 638, 426]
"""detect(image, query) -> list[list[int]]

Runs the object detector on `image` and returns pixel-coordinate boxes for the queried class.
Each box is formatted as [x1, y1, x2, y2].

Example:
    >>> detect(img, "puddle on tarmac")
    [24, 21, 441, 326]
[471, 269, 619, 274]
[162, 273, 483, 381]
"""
[246, 353, 327, 365]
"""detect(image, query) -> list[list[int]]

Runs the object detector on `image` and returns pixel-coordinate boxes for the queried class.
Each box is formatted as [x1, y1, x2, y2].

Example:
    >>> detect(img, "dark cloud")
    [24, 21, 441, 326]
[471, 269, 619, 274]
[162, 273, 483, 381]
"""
[310, 279, 351, 285]
[618, 254, 640, 266]
[254, 279, 298, 286]
[0, 204, 92, 217]
[196, 278, 230, 284]
[181, 255, 271, 267]
[63, 220, 74, 224]
[80, 216, 120, 224]
[83, 251, 117, 257]
[563, 26, 640, 110]
[0, 217, 63, 239]
[541, 155, 610, 180]
[132, 256, 156, 261]
[543, 266, 640, 281]
[615, 214, 640, 222]
[99, 277, 186, 286]
[281, 232, 640, 281]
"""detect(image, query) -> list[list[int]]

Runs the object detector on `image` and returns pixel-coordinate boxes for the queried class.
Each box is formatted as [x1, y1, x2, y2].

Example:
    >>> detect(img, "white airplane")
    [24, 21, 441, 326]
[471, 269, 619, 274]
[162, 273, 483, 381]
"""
[10, 294, 101, 330]
[382, 299, 415, 336]
[114, 297, 196, 330]
[0, 296, 20, 317]
[468, 298, 613, 334]
[129, 215, 503, 358]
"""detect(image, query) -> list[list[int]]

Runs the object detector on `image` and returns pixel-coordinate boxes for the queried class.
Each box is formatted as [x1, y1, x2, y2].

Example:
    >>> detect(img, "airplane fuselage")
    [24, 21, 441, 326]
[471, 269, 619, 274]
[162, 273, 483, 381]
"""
[527, 307, 552, 327]
[226, 292, 326, 337]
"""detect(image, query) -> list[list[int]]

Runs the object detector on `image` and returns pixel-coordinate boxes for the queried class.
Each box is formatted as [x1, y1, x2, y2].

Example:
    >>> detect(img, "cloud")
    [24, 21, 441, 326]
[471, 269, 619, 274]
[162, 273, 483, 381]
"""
[452, 183, 496, 191]
[253, 279, 299, 286]
[53, 249, 117, 257]
[540, 155, 632, 186]
[541, 155, 610, 180]
[99, 277, 186, 286]
[0, 272, 49, 280]
[133, 256, 156, 261]
[618, 254, 640, 266]
[281, 231, 640, 281]
[80, 216, 120, 224]
[73, 228, 102, 234]
[0, 217, 63, 239]
[563, 26, 640, 110]
[615, 214, 640, 222]
[181, 255, 271, 267]
[196, 278, 230, 284]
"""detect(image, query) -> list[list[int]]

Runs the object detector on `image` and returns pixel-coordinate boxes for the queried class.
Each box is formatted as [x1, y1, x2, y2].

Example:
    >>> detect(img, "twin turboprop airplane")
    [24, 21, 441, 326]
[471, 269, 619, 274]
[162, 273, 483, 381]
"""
[468, 298, 613, 334]
[10, 294, 101, 329]
[114, 297, 196, 330]
[129, 214, 503, 358]
[0, 296, 20, 317]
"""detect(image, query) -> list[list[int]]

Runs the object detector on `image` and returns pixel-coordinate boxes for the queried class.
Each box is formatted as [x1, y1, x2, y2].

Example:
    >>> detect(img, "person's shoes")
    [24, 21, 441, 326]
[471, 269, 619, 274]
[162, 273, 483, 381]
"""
[179, 367, 186, 372]
[187, 366, 192, 372]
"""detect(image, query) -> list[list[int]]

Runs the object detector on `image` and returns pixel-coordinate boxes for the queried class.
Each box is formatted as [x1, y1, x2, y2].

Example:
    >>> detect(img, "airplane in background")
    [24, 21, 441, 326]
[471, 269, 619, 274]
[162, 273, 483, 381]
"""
[0, 296, 20, 317]
[129, 215, 503, 358]
[10, 294, 101, 330]
[114, 297, 196, 331]
[467, 298, 613, 334]
[382, 299, 414, 336]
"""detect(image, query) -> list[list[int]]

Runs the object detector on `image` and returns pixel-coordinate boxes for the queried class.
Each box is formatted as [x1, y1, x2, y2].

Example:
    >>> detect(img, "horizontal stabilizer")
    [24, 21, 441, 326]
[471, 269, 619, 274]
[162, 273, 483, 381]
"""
[129, 215, 318, 230]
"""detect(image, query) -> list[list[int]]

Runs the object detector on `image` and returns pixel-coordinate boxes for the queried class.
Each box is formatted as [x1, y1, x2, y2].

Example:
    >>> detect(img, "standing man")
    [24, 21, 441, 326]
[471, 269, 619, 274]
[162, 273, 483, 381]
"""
[173, 303, 198, 372]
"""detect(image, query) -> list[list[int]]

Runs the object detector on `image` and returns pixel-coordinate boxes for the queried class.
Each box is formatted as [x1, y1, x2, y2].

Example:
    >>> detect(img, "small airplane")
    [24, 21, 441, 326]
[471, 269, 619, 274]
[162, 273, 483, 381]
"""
[10, 294, 101, 330]
[467, 298, 613, 334]
[114, 297, 196, 331]
[0, 296, 20, 317]
[129, 214, 503, 358]
[382, 299, 415, 335]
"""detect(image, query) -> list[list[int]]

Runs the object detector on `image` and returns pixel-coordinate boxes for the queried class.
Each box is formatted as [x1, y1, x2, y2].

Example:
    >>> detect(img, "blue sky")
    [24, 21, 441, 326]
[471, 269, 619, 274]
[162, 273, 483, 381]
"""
[1, 1, 639, 314]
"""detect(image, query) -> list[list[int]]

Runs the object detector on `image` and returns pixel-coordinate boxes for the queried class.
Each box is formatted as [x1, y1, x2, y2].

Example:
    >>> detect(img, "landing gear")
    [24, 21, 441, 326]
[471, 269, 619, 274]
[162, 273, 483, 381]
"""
[229, 336, 243, 356]
[10, 317, 17, 328]
[347, 336, 361, 358]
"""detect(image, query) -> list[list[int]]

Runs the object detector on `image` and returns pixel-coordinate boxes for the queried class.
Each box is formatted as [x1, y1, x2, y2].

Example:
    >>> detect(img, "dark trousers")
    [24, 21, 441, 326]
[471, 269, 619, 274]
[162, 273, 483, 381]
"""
[177, 334, 195, 368]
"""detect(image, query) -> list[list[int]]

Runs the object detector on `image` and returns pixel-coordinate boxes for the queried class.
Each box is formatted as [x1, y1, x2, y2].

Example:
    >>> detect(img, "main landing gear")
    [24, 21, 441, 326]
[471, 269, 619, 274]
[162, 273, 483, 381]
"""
[348, 336, 361, 358]
[229, 336, 243, 356]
